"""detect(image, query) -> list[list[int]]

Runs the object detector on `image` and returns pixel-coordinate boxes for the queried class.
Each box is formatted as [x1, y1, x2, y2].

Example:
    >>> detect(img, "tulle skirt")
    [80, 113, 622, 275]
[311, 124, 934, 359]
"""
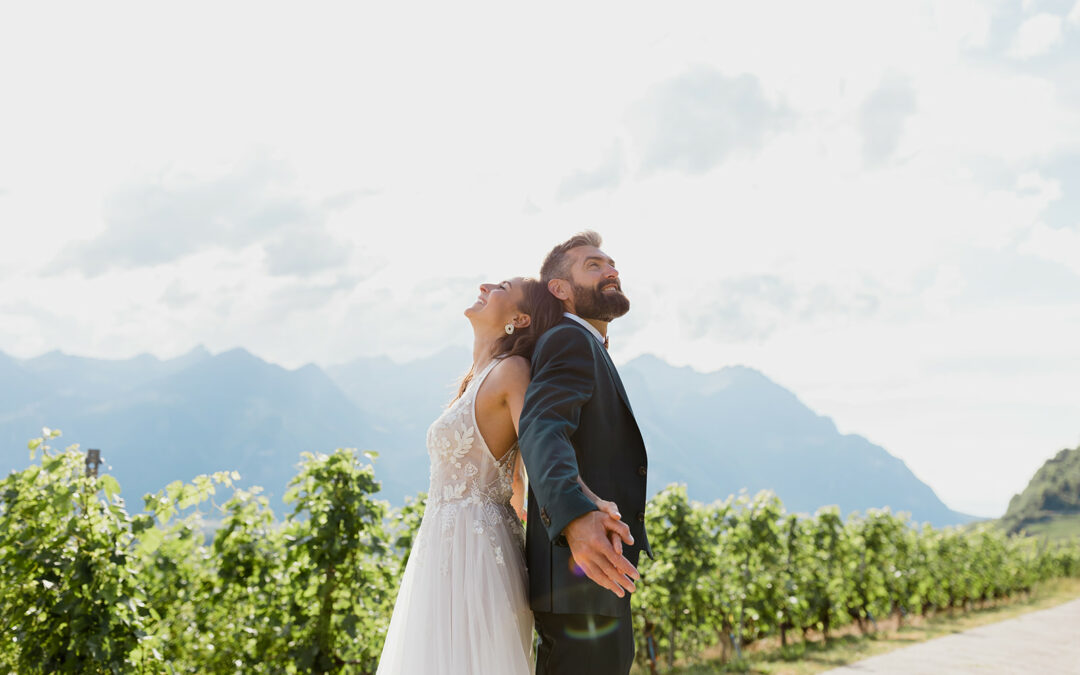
[376, 500, 534, 674]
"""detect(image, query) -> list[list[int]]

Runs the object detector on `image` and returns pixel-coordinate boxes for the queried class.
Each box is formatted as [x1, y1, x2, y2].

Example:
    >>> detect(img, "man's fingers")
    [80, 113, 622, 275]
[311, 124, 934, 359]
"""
[599, 540, 640, 583]
[575, 541, 635, 596]
[565, 512, 637, 595]
[609, 530, 623, 556]
[602, 517, 634, 546]
[586, 551, 635, 596]
[597, 499, 622, 520]
[601, 558, 635, 595]
[579, 558, 624, 598]
[591, 540, 637, 591]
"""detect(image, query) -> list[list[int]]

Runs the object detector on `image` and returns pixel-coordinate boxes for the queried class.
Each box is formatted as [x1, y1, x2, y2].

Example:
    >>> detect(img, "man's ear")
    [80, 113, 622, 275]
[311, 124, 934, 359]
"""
[547, 279, 571, 301]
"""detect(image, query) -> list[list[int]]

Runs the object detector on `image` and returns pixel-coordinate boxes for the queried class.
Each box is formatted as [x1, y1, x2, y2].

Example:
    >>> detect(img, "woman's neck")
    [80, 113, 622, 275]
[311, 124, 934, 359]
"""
[472, 331, 500, 371]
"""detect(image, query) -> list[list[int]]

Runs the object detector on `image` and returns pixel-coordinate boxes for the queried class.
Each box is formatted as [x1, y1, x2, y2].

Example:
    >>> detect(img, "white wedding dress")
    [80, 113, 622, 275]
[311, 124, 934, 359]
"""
[377, 359, 534, 674]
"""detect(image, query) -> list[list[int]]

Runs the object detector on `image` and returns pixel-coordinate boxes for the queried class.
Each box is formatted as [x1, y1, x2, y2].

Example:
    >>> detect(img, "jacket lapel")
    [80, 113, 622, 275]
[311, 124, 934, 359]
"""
[599, 346, 635, 417]
[558, 317, 636, 418]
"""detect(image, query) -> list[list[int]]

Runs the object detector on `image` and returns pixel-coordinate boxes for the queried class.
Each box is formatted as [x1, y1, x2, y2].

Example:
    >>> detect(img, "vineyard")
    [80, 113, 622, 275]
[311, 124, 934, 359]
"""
[2, 431, 1078, 674]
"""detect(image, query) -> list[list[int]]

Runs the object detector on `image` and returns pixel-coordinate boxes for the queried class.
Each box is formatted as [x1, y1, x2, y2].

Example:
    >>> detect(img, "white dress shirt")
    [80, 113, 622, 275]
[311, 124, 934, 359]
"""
[562, 312, 607, 347]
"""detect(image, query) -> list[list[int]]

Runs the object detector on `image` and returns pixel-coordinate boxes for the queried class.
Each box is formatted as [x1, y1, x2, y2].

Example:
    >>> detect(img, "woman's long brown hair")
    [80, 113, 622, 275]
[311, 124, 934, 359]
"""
[452, 278, 564, 402]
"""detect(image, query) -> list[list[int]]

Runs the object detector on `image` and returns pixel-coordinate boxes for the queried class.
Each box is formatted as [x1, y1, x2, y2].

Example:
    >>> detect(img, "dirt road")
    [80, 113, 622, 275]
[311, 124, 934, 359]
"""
[823, 597, 1080, 674]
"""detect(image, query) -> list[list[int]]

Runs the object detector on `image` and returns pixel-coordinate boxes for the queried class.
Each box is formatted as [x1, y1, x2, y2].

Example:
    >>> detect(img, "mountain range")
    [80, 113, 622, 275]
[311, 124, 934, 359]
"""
[1, 346, 973, 526]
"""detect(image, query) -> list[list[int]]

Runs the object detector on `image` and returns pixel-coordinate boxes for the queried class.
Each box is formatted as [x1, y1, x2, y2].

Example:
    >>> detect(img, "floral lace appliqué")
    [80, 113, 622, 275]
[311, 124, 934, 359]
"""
[420, 360, 525, 575]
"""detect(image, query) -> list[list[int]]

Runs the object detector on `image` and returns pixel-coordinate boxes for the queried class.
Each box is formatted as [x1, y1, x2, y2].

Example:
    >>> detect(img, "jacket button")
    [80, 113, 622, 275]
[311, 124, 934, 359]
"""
[540, 507, 551, 527]
[636, 511, 645, 522]
[638, 465, 647, 477]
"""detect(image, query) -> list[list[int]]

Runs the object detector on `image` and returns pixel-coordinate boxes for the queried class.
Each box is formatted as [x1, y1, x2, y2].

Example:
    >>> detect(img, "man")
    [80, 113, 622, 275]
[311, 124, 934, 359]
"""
[519, 231, 651, 674]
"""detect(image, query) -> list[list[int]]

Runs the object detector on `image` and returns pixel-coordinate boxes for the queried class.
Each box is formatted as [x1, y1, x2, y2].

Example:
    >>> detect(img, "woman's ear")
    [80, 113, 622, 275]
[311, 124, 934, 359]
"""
[514, 313, 532, 330]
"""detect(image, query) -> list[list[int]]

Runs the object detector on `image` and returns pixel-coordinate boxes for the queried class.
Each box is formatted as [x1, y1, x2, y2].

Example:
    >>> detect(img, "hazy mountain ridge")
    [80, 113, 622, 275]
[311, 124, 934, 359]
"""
[1, 347, 408, 508]
[3, 346, 973, 525]
[618, 355, 969, 525]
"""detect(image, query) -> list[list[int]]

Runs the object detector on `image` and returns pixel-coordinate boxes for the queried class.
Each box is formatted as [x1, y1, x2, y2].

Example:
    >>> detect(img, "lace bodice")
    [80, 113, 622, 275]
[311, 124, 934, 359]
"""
[420, 358, 522, 572]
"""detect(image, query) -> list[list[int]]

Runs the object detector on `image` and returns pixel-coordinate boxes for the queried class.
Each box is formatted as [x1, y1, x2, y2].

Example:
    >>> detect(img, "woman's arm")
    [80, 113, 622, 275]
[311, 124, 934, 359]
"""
[511, 453, 526, 521]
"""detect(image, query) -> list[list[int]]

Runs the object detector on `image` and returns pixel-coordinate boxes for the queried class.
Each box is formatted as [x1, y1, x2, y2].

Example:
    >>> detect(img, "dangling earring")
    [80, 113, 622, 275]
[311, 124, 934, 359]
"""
[504, 322, 515, 335]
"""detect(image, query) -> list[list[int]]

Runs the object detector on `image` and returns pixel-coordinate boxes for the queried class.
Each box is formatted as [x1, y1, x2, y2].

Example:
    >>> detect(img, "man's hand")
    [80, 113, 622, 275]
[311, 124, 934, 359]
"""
[563, 510, 639, 597]
[593, 497, 629, 556]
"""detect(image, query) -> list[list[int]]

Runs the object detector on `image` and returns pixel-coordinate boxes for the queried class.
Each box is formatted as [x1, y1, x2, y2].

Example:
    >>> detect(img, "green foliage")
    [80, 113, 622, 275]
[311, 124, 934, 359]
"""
[1, 432, 411, 675]
[2, 430, 1078, 673]
[279, 449, 397, 673]
[633, 485, 722, 666]
[633, 486, 1080, 670]
[0, 430, 159, 673]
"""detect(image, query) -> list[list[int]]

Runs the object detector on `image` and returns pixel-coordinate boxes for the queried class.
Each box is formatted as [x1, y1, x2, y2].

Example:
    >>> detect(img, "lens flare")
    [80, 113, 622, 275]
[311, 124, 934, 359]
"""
[569, 559, 587, 577]
[564, 615, 621, 640]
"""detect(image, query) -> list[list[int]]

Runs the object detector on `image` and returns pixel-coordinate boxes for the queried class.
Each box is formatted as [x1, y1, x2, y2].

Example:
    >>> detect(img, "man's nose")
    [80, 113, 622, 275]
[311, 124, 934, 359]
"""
[604, 265, 619, 278]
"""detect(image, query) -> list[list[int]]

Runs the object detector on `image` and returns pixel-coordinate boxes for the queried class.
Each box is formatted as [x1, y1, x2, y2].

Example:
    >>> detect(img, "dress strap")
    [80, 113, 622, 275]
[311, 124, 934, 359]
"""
[471, 357, 502, 391]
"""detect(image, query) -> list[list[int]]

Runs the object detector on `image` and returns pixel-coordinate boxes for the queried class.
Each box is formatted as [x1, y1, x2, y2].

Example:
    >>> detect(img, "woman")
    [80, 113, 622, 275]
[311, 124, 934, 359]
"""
[377, 277, 620, 674]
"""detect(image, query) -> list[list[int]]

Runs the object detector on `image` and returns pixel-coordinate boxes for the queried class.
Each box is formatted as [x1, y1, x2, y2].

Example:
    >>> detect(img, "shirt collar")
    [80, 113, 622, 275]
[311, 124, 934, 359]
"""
[563, 312, 606, 347]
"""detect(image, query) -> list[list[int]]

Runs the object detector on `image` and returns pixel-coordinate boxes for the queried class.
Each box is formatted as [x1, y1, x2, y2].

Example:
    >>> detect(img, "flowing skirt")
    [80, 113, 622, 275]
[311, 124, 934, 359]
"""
[377, 500, 534, 674]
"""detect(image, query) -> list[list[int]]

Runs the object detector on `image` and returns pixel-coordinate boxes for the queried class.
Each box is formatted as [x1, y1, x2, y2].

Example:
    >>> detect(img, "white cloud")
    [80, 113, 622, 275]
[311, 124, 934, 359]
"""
[1009, 13, 1064, 59]
[556, 143, 625, 202]
[1019, 221, 1080, 274]
[626, 67, 791, 175]
[1069, 1, 1080, 26]
[859, 73, 917, 167]
[2, 1, 1080, 517]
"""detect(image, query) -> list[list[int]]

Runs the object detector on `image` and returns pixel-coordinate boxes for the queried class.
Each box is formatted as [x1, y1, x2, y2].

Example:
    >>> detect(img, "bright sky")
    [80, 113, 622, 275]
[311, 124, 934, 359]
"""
[2, 1, 1079, 517]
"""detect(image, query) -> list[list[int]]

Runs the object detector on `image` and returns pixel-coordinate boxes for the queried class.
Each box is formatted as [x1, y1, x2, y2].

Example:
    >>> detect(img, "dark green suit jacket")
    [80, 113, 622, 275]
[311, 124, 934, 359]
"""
[519, 316, 651, 617]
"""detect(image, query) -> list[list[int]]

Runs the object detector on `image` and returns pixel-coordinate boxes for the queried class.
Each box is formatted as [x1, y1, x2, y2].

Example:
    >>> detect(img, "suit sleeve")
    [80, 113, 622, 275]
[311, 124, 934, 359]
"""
[518, 326, 599, 543]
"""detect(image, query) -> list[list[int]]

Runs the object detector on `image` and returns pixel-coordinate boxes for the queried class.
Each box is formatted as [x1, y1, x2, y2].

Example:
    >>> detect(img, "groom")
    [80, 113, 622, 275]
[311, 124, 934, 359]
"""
[519, 231, 651, 674]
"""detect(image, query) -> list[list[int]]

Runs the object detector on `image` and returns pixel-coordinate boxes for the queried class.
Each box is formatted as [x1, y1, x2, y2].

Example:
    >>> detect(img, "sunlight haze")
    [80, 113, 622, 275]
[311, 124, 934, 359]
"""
[2, 1, 1079, 518]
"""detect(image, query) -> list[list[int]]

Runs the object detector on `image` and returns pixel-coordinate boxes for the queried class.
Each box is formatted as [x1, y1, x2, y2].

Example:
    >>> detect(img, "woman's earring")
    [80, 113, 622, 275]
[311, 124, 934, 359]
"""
[504, 323, 515, 335]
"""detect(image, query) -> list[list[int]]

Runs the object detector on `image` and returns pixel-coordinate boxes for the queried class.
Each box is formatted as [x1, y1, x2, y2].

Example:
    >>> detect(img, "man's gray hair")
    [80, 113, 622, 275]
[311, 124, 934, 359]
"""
[540, 230, 603, 283]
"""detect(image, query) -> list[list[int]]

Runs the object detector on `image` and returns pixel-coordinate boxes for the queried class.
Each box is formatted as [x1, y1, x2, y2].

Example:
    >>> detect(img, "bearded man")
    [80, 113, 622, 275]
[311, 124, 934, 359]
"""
[518, 231, 651, 675]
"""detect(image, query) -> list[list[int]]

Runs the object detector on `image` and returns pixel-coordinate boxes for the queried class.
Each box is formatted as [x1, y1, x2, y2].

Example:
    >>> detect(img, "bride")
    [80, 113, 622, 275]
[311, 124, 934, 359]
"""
[376, 277, 621, 674]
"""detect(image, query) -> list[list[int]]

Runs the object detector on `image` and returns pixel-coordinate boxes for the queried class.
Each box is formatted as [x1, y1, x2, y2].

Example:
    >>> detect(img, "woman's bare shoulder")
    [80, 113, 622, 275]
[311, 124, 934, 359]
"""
[489, 355, 530, 394]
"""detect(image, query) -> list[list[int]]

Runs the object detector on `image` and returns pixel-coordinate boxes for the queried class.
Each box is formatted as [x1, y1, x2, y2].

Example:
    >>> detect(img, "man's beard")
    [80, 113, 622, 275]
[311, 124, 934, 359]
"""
[571, 279, 630, 322]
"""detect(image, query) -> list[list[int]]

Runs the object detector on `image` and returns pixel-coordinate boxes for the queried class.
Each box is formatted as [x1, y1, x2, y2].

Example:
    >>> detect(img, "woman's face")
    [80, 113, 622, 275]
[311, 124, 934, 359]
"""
[465, 277, 527, 327]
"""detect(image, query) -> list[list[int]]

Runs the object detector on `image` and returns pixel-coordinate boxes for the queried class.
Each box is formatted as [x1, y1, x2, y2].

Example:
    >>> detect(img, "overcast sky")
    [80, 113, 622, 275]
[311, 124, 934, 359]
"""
[2, 1, 1079, 517]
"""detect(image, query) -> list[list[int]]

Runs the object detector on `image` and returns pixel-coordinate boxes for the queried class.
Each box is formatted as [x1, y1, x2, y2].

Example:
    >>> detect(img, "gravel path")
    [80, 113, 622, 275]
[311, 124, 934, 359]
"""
[823, 597, 1080, 674]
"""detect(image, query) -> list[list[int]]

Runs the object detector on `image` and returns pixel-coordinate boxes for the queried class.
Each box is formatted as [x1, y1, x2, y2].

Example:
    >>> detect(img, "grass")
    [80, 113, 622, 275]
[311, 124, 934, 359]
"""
[1017, 513, 1080, 542]
[631, 576, 1080, 674]
[978, 510, 1080, 543]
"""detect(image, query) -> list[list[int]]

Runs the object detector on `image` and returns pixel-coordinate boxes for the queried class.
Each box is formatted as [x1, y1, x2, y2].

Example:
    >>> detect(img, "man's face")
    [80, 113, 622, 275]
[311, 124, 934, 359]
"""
[565, 245, 630, 321]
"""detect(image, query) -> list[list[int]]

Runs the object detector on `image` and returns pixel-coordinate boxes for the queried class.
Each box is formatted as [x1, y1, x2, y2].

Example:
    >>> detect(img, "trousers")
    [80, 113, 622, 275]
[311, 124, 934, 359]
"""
[534, 606, 635, 675]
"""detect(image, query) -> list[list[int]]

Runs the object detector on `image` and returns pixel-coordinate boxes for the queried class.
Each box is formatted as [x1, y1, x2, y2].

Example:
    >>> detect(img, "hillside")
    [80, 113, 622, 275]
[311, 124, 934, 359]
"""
[1002, 446, 1080, 537]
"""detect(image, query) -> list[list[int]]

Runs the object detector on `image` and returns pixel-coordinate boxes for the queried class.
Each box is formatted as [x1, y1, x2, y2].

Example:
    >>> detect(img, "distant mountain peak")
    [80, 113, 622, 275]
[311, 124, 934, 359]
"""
[177, 345, 211, 359]
[195, 347, 293, 377]
[623, 354, 784, 396]
[214, 347, 262, 363]
[624, 353, 672, 368]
